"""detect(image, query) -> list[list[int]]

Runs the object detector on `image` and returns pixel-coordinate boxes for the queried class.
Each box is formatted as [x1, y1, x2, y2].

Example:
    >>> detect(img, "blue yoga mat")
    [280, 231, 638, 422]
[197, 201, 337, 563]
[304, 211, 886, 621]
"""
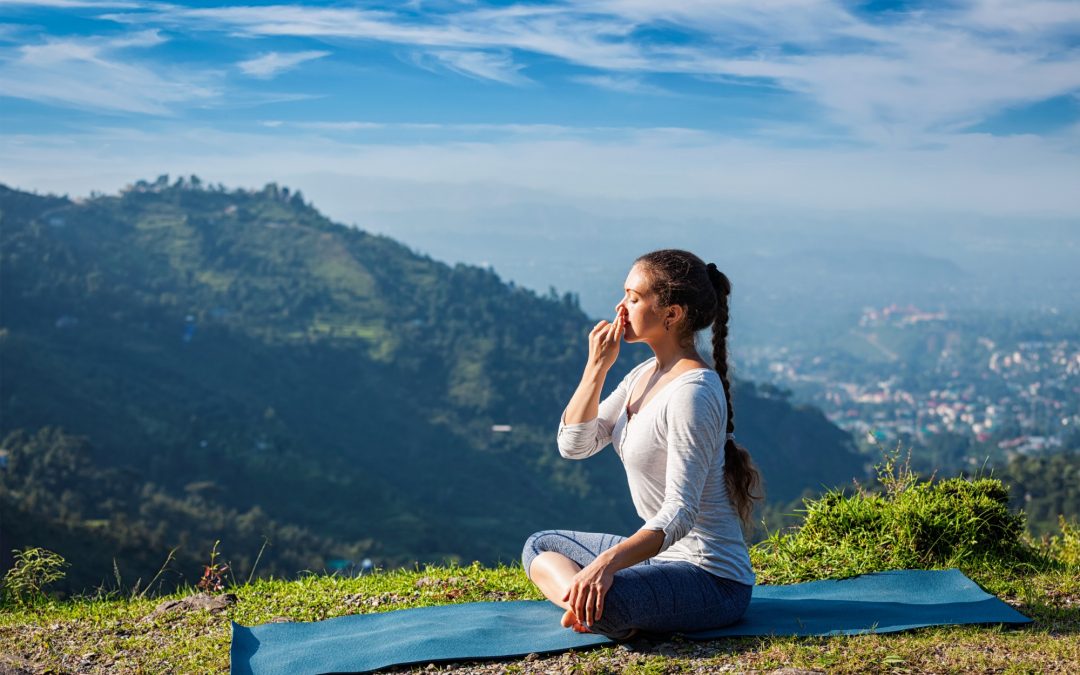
[231, 568, 1031, 675]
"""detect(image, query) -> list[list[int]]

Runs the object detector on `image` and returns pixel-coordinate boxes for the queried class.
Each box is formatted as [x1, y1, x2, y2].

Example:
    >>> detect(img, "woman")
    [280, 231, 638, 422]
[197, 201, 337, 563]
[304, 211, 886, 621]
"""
[521, 249, 763, 640]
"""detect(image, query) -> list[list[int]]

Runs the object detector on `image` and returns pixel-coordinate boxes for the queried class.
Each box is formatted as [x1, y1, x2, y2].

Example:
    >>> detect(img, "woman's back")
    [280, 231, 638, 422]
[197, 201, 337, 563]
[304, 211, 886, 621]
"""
[611, 358, 756, 586]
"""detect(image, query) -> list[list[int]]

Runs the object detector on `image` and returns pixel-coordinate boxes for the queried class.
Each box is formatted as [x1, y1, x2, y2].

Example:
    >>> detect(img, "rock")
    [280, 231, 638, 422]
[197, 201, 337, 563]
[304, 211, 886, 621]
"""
[142, 592, 238, 622]
[483, 590, 514, 601]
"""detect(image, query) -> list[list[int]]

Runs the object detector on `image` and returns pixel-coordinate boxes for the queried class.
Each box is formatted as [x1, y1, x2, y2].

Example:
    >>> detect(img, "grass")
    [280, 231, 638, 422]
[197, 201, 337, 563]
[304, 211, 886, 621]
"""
[0, 562, 537, 673]
[2, 449, 1078, 674]
[1, 560, 1075, 674]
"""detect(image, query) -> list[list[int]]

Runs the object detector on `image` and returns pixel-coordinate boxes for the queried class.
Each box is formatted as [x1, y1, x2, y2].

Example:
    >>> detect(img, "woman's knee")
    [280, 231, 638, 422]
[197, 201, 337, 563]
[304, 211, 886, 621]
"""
[521, 530, 560, 579]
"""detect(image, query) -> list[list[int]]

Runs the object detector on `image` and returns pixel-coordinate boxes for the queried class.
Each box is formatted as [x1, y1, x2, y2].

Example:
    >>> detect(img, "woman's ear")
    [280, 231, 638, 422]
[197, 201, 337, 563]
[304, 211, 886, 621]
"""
[667, 305, 685, 326]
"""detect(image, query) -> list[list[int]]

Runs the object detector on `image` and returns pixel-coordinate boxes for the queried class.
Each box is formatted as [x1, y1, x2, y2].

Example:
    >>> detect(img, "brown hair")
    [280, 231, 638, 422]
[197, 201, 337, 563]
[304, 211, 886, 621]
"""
[634, 249, 764, 533]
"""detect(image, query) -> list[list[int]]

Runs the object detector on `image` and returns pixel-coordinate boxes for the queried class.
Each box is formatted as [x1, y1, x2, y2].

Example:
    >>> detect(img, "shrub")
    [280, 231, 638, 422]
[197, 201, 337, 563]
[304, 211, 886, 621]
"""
[3, 547, 69, 605]
[751, 447, 1040, 584]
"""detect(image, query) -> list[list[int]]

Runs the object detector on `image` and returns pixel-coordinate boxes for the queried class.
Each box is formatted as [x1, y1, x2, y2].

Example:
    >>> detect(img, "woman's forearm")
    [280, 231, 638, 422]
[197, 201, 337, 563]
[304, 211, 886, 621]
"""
[595, 528, 664, 571]
[561, 366, 608, 425]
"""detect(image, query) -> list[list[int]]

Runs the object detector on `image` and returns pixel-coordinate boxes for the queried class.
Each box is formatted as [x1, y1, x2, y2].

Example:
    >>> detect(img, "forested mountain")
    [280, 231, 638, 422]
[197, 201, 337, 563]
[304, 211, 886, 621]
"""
[0, 177, 866, 595]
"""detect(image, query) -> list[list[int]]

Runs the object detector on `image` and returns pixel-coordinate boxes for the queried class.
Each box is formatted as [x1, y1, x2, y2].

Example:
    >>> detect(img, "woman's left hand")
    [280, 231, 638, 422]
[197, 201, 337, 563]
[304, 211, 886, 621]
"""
[562, 557, 615, 629]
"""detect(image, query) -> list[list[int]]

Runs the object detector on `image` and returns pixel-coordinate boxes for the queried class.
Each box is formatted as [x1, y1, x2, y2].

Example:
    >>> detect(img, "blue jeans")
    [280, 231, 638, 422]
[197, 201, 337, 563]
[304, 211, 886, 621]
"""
[522, 529, 753, 640]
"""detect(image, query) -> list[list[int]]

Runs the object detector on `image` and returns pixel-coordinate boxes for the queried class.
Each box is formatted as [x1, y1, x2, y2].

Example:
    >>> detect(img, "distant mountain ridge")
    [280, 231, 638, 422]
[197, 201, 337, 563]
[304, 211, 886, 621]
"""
[0, 177, 866, 594]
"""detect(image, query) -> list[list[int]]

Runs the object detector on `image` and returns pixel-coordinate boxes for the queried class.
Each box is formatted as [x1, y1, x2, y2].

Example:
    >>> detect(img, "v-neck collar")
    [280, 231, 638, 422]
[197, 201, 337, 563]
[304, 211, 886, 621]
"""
[625, 358, 711, 423]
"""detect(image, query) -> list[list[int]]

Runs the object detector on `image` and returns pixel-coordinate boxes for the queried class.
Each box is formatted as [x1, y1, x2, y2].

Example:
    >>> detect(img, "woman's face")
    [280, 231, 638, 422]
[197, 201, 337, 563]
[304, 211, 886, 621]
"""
[615, 264, 666, 343]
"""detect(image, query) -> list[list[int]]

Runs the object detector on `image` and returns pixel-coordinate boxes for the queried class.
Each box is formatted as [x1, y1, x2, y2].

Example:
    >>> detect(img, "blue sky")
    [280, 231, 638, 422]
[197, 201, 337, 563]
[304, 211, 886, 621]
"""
[1, 0, 1079, 223]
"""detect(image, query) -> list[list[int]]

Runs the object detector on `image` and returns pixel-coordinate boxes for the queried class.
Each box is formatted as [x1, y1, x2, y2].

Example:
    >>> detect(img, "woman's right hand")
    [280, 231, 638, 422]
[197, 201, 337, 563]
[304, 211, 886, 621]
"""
[587, 311, 624, 373]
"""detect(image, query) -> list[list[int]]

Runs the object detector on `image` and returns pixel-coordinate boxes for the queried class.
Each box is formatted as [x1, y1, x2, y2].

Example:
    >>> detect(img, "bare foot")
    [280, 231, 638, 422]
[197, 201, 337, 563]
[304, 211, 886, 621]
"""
[561, 609, 582, 628]
[565, 609, 639, 639]
[561, 610, 640, 640]
[561, 609, 592, 632]
[560, 609, 575, 628]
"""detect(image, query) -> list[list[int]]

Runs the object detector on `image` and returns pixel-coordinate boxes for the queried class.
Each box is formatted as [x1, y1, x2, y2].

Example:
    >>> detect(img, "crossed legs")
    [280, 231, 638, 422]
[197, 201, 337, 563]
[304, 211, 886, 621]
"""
[522, 530, 642, 639]
[522, 529, 753, 640]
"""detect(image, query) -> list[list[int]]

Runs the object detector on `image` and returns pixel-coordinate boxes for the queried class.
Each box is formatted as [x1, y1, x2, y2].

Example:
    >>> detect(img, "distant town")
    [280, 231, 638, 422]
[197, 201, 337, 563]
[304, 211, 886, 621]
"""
[741, 303, 1079, 468]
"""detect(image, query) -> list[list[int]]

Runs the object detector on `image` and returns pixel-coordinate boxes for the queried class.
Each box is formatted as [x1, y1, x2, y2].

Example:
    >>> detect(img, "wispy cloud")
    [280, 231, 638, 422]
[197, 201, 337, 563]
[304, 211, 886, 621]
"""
[0, 0, 148, 7]
[961, 0, 1080, 35]
[0, 30, 218, 114]
[107, 28, 167, 48]
[101, 4, 650, 69]
[261, 120, 602, 135]
[572, 74, 667, 96]
[98, 0, 1080, 143]
[237, 49, 329, 79]
[420, 49, 529, 85]
[266, 120, 386, 131]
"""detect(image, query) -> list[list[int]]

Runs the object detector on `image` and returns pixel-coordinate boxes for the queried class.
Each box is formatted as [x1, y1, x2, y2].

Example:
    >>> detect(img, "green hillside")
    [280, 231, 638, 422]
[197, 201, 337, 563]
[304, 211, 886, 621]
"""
[0, 177, 865, 595]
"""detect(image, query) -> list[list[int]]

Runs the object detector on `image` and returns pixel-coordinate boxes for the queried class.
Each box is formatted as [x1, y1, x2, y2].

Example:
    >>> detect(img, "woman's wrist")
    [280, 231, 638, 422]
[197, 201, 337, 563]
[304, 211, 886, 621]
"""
[582, 364, 607, 383]
[597, 540, 639, 571]
[594, 548, 620, 572]
[605, 529, 665, 571]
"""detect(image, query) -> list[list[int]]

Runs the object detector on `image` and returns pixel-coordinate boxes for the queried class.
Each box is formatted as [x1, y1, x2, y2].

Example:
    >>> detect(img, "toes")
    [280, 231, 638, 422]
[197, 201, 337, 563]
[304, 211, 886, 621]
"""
[560, 609, 576, 628]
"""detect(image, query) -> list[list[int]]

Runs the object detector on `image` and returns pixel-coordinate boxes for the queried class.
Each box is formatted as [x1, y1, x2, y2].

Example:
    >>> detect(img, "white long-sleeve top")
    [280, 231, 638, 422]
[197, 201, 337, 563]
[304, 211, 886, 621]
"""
[557, 357, 756, 586]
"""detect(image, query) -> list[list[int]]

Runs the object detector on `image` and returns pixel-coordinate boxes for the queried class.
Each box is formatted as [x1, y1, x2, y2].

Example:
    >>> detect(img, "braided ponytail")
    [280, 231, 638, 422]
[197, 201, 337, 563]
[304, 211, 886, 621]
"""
[705, 263, 763, 533]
